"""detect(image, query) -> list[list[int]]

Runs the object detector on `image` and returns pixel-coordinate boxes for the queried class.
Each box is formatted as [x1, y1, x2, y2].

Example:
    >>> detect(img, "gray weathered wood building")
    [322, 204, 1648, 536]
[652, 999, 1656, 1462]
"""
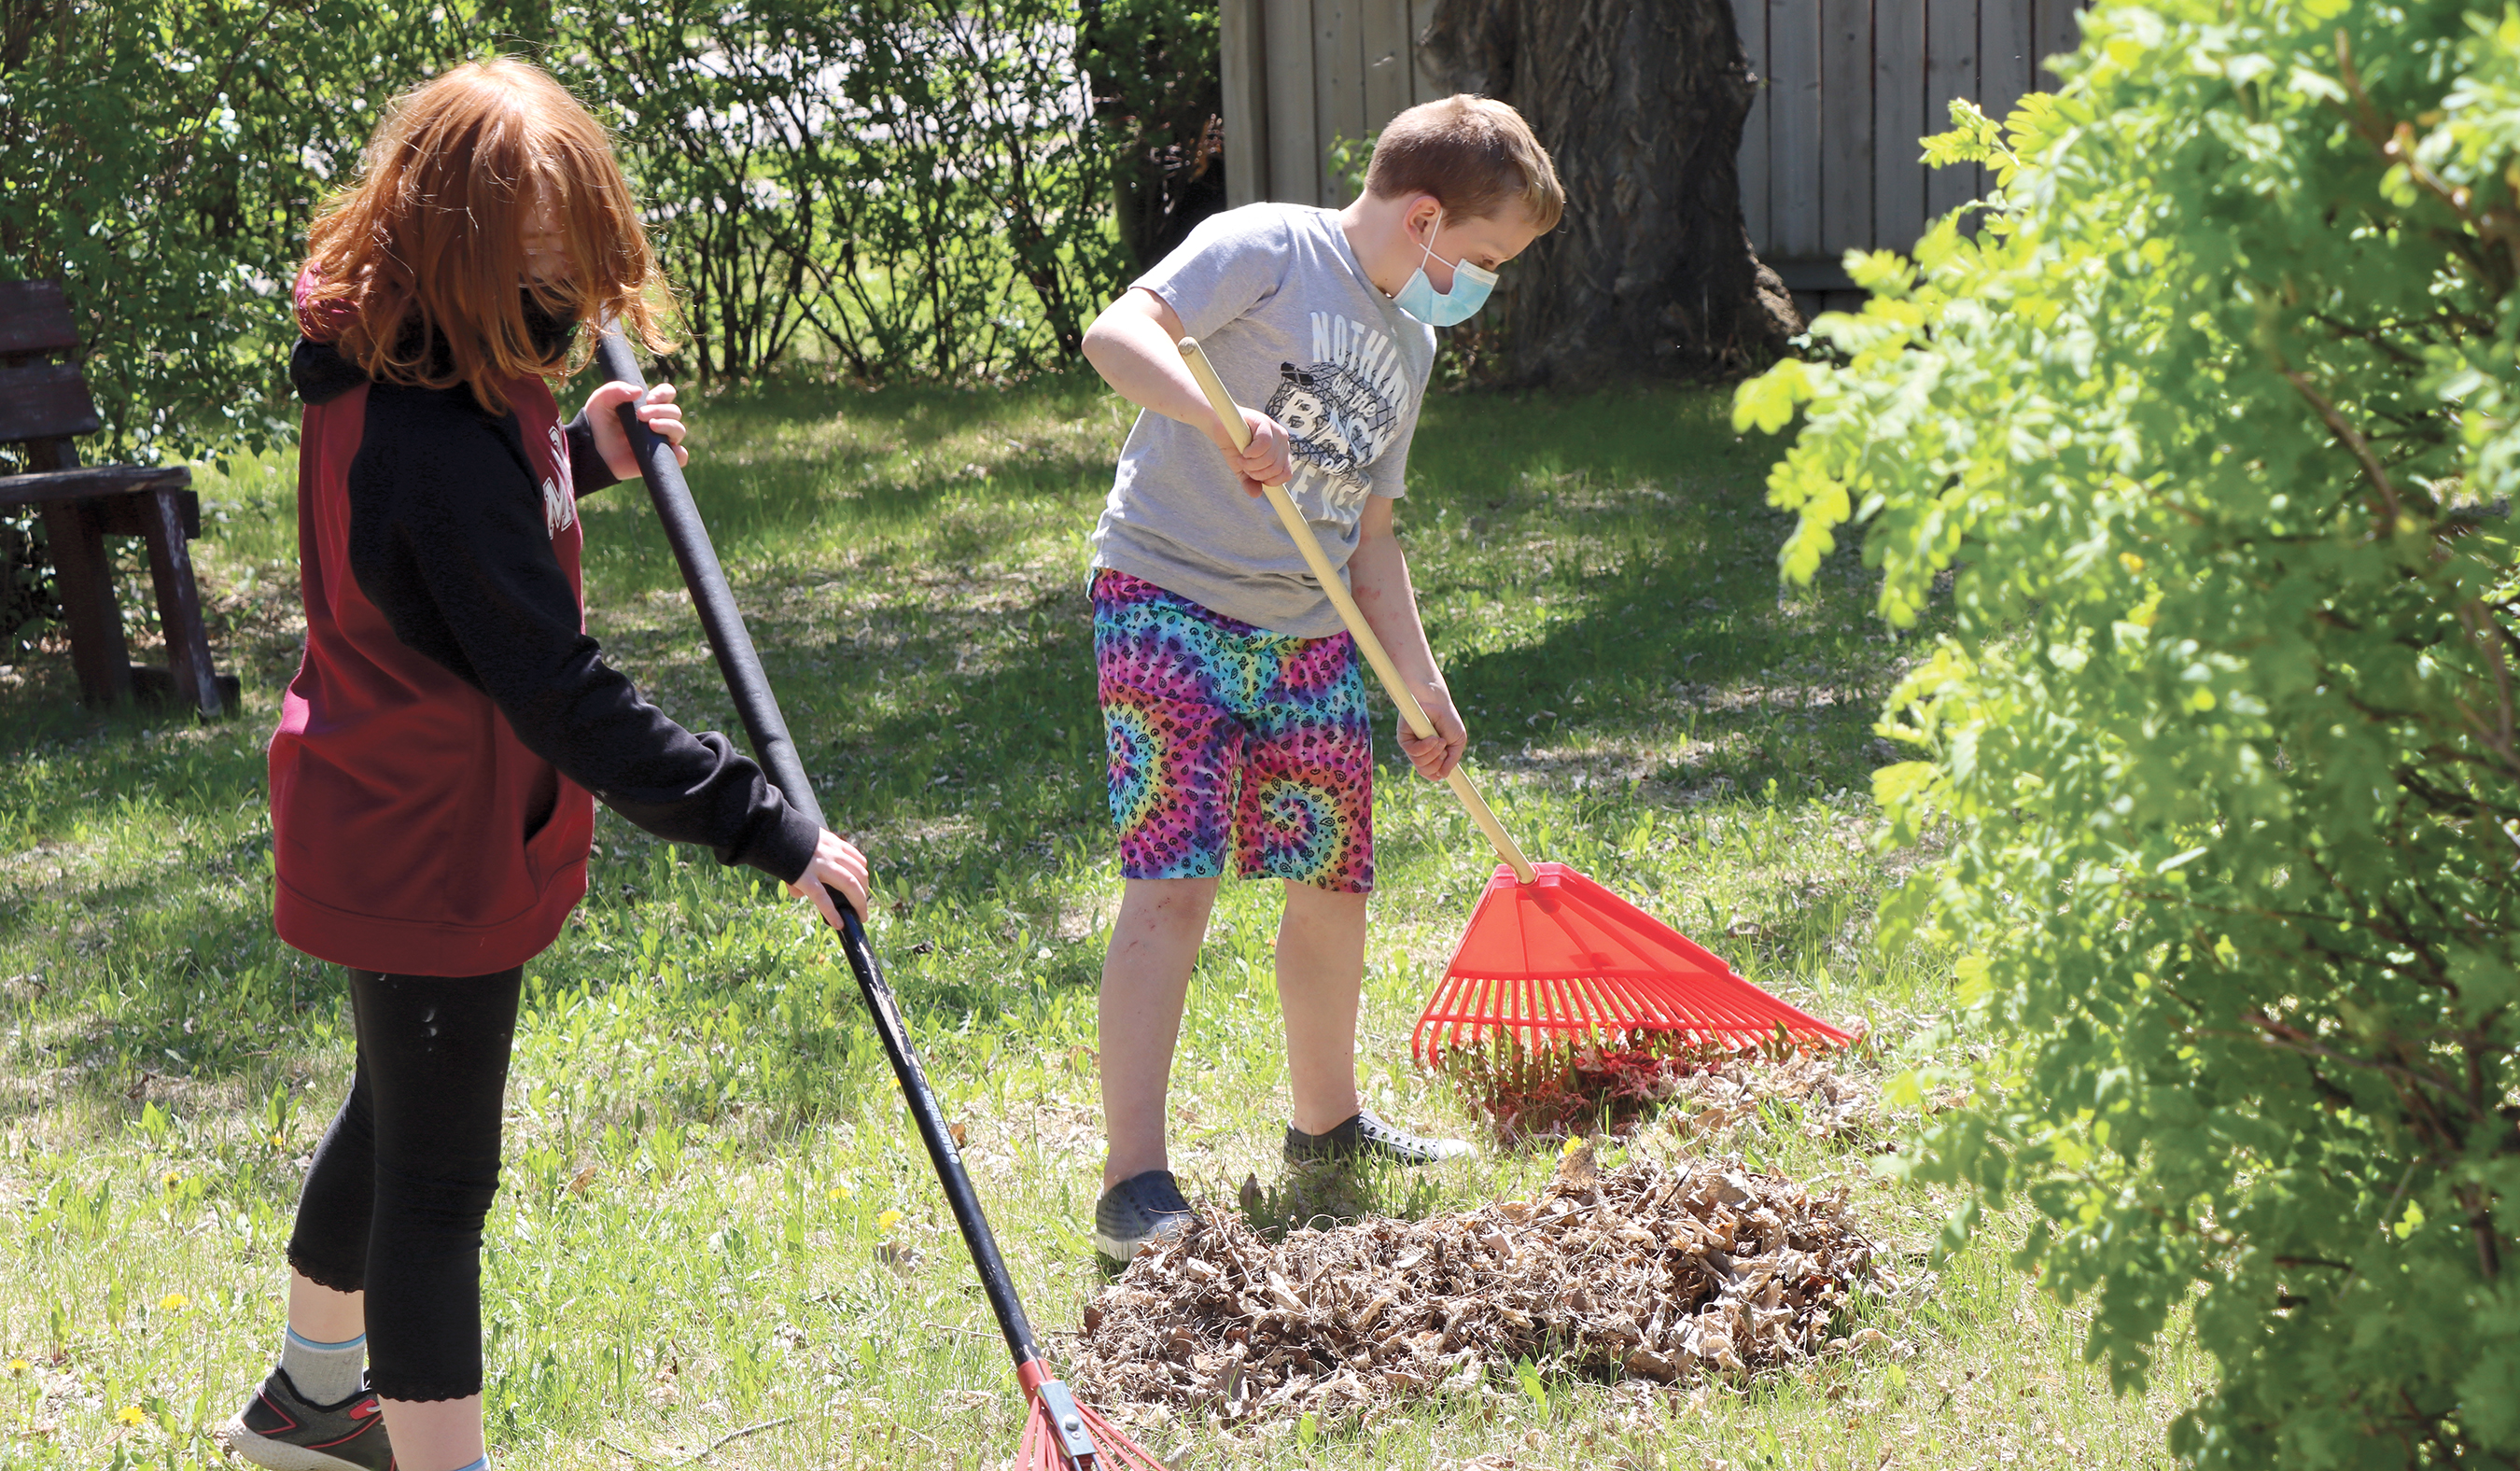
[1217, 0, 2079, 294]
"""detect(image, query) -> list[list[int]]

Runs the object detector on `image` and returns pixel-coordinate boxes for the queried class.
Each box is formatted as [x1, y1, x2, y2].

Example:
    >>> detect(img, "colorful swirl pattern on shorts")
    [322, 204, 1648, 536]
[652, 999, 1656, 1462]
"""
[1092, 569, 1373, 891]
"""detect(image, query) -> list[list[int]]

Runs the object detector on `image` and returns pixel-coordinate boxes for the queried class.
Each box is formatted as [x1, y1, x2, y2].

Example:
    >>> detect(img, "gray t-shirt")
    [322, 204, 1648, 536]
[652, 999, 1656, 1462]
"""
[1088, 203, 1436, 637]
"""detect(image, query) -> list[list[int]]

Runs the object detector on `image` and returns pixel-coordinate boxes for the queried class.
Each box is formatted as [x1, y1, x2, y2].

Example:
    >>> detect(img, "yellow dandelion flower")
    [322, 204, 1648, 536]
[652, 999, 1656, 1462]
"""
[159, 1293, 189, 1310]
[876, 1209, 903, 1231]
[6, 1358, 27, 1375]
[826, 1185, 852, 1200]
[1560, 1134, 1585, 1157]
[160, 1170, 181, 1190]
[116, 1406, 145, 1425]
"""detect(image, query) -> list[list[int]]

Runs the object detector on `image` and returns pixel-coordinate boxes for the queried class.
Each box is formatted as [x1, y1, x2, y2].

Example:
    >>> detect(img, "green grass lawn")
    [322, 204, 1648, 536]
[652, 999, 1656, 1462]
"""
[0, 371, 2205, 1469]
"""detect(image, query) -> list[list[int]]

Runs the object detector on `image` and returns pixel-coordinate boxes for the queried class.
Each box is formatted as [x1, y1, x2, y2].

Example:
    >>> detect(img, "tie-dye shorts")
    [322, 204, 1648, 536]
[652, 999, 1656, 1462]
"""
[1092, 568, 1373, 892]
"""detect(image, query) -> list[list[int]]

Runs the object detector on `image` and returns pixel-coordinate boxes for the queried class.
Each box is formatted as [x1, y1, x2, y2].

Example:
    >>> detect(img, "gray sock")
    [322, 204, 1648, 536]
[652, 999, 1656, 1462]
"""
[281, 1325, 366, 1406]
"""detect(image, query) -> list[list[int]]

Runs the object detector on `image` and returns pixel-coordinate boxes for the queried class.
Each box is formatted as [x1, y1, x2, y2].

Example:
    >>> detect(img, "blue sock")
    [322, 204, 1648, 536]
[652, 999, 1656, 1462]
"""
[280, 1325, 366, 1405]
[449, 1459, 489, 1471]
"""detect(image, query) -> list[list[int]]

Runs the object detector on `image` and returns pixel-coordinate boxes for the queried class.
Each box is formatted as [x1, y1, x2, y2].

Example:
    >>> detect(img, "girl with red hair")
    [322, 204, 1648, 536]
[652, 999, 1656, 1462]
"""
[214, 60, 869, 1471]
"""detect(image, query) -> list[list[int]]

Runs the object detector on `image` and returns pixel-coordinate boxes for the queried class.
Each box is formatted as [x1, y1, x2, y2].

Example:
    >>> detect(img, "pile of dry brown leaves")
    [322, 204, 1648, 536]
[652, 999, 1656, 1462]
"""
[1435, 1036, 1884, 1144]
[1062, 1143, 1896, 1434]
[1662, 1047, 1882, 1144]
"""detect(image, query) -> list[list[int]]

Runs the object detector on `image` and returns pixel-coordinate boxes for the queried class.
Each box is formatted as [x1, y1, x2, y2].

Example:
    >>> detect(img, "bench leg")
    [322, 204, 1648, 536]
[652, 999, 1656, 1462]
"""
[38, 499, 133, 710]
[137, 487, 225, 719]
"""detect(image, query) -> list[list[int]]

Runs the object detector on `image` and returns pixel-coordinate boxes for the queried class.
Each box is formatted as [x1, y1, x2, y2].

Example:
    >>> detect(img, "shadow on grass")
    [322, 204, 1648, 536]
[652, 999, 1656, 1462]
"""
[567, 368, 1125, 601]
[2, 370, 1939, 1141]
[1231, 1158, 1461, 1241]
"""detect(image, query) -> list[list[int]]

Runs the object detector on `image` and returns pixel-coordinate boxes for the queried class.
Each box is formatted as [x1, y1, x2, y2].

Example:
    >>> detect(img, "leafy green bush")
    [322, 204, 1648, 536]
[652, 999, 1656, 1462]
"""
[1736, 1, 2520, 1464]
[0, 0, 449, 463]
[1076, 0, 1224, 270]
[578, 0, 1127, 383]
[0, 0, 1143, 464]
[3, 0, 1175, 652]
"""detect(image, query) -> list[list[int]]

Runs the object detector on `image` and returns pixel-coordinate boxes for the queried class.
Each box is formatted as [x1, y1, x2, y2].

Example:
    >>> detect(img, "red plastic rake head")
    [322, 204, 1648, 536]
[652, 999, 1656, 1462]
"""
[1411, 862, 1853, 1065]
[1016, 1363, 1170, 1470]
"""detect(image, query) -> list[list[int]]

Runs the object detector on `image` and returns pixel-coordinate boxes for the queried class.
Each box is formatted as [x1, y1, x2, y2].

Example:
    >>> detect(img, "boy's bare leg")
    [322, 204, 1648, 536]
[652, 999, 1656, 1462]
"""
[1100, 876, 1222, 1189]
[1276, 881, 1368, 1134]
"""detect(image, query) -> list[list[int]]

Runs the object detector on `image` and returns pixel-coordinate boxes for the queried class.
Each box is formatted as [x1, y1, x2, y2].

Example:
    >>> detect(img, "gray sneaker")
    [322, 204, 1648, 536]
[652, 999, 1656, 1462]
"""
[1092, 1169, 1193, 1261]
[214, 1366, 392, 1471]
[1284, 1108, 1475, 1167]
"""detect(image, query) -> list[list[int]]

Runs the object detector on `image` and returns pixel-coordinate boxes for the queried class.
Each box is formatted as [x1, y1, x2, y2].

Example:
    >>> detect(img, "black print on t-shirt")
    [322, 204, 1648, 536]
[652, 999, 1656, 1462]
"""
[1262, 311, 1413, 525]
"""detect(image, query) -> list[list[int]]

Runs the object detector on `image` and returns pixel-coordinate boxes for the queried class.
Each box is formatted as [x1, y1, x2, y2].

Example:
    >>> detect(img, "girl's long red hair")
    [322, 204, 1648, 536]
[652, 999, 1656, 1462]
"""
[297, 59, 670, 414]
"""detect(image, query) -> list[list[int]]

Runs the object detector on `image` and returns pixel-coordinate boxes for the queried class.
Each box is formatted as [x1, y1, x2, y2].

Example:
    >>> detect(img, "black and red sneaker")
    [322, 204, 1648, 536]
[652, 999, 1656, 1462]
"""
[214, 1366, 394, 1471]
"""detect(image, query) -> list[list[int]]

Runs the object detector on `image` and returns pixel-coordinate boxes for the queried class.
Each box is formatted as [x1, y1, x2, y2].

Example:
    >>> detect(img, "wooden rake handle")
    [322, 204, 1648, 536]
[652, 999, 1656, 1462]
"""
[1177, 335, 1536, 885]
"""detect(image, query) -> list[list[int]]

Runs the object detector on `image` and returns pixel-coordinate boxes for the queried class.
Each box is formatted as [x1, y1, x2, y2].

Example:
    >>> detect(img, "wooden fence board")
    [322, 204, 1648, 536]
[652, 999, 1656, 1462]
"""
[1925, 0, 1982, 217]
[1819, 0, 1874, 254]
[1364, 0, 1412, 140]
[1874, 0, 1928, 255]
[1981, 0, 2033, 136]
[1264, 1, 1319, 203]
[1221, 0, 1267, 209]
[2035, 0, 2079, 90]
[1313, 0, 1368, 205]
[1769, 0, 1824, 256]
[1227, 0, 2035, 256]
[1736, 0, 1771, 251]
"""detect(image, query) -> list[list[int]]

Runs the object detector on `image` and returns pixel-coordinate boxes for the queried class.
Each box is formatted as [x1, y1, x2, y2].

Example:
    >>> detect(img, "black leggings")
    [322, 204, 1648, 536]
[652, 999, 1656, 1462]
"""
[287, 967, 522, 1403]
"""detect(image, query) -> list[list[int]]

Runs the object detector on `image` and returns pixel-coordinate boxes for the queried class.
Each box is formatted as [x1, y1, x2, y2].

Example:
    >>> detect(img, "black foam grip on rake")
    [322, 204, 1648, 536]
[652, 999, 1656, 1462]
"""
[591, 329, 1067, 1403]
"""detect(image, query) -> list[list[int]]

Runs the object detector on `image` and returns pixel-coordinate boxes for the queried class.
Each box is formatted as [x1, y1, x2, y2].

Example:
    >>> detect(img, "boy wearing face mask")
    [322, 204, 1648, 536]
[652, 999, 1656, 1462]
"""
[1076, 95, 1562, 1259]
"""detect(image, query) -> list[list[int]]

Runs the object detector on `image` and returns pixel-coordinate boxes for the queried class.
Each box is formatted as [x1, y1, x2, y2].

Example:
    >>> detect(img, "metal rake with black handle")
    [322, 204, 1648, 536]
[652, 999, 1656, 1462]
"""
[594, 329, 1166, 1471]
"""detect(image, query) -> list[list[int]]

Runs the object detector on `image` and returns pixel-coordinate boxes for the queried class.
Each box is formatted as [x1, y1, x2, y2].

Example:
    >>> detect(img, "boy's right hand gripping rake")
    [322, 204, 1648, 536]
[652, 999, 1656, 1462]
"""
[597, 330, 1169, 1471]
[1175, 337, 1851, 1066]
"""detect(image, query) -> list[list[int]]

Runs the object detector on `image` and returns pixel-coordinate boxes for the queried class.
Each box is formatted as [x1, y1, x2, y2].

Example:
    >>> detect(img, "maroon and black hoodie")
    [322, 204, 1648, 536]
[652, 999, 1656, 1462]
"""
[269, 327, 819, 975]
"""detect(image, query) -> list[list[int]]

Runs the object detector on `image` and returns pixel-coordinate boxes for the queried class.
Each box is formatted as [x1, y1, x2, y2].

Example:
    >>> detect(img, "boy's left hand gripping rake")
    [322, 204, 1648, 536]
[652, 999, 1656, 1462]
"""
[596, 329, 1168, 1471]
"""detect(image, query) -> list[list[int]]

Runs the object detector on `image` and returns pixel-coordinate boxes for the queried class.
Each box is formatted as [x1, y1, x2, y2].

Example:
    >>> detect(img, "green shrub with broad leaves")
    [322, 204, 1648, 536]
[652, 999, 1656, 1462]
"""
[1736, 0, 2520, 1464]
[0, 0, 1171, 467]
[0, 0, 1193, 649]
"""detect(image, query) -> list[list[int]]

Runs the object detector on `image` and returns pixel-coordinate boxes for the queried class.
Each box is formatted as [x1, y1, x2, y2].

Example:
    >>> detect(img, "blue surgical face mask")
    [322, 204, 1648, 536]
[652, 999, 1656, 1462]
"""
[1390, 213, 1498, 327]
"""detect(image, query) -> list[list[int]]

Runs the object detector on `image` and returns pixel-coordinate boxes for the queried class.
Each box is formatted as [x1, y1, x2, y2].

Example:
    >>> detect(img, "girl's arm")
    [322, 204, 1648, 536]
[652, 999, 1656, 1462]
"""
[346, 390, 824, 886]
[1347, 495, 1466, 779]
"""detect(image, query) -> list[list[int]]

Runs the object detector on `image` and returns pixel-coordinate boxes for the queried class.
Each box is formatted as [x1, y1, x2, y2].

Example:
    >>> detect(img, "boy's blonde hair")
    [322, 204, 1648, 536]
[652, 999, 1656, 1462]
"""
[1365, 95, 1563, 232]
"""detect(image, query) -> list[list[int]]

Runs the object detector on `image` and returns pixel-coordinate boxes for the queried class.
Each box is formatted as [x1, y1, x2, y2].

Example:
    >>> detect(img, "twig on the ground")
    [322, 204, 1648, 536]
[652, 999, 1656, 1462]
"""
[599, 1414, 796, 1466]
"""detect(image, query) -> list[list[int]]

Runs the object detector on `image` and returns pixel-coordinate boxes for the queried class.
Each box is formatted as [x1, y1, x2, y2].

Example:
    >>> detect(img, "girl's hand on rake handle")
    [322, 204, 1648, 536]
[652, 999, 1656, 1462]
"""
[790, 828, 872, 930]
[1398, 681, 1468, 780]
[586, 380, 688, 480]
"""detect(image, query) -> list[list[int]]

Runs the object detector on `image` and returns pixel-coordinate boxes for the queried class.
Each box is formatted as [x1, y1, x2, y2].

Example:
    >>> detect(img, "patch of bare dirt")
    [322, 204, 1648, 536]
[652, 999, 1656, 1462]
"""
[1063, 1144, 1897, 1435]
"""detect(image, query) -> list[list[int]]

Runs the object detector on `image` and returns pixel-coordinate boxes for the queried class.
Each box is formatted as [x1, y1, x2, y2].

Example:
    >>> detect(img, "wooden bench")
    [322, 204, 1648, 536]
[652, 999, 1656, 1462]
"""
[1, 279, 236, 718]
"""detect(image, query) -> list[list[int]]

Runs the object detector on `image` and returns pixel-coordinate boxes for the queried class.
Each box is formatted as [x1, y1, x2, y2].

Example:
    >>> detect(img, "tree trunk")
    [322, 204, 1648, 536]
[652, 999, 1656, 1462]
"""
[1423, 0, 1798, 385]
[1076, 0, 1229, 272]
